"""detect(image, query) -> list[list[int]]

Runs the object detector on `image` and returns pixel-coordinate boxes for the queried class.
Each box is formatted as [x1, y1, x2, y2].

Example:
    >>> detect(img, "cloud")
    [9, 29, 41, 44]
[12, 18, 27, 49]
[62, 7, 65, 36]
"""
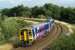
[50, 0, 75, 7]
[0, 0, 75, 9]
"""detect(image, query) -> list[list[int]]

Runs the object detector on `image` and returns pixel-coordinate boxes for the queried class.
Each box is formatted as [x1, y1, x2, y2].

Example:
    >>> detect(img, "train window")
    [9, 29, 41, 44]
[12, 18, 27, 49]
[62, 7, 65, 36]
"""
[21, 30, 24, 35]
[28, 30, 32, 36]
[38, 29, 42, 32]
[45, 24, 49, 29]
[38, 27, 45, 33]
[21, 29, 28, 35]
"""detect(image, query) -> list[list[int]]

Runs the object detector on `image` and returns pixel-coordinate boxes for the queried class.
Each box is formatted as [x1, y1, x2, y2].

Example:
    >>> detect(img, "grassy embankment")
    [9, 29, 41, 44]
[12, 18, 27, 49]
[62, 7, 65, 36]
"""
[45, 24, 75, 50]
[0, 17, 32, 45]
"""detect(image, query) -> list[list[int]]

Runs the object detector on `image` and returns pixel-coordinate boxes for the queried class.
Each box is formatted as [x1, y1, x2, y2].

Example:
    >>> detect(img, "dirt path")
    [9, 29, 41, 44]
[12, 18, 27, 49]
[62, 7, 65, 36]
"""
[55, 20, 73, 36]
[0, 43, 13, 50]
[24, 20, 39, 24]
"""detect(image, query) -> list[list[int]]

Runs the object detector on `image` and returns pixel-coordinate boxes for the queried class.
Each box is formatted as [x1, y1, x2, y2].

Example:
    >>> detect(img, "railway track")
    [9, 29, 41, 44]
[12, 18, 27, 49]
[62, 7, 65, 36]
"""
[12, 23, 63, 50]
[0, 18, 70, 50]
[0, 23, 69, 50]
[12, 18, 69, 50]
[43, 23, 68, 50]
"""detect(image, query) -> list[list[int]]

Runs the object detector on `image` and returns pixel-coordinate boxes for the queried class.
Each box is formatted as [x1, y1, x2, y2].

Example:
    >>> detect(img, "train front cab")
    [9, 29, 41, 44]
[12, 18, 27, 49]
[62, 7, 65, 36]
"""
[18, 28, 33, 46]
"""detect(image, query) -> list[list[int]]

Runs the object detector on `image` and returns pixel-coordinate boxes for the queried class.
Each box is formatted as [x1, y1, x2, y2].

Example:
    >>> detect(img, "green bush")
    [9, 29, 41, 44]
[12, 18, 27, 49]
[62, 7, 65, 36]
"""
[16, 19, 32, 29]
[47, 32, 75, 50]
[1, 18, 18, 40]
[0, 17, 32, 44]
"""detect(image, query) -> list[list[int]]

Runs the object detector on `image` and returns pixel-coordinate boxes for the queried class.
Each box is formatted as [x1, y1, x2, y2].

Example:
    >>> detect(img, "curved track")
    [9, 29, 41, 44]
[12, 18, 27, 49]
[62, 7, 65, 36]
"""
[12, 23, 63, 50]
[0, 18, 70, 50]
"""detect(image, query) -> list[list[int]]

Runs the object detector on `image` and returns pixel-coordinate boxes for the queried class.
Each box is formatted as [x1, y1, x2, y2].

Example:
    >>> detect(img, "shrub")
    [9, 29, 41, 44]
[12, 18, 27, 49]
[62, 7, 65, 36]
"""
[47, 33, 75, 50]
[0, 17, 32, 44]
[1, 18, 18, 40]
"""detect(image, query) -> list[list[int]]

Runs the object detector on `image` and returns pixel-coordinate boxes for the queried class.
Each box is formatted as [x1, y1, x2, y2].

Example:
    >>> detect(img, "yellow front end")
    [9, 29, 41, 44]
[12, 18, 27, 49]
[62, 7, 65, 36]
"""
[18, 28, 33, 46]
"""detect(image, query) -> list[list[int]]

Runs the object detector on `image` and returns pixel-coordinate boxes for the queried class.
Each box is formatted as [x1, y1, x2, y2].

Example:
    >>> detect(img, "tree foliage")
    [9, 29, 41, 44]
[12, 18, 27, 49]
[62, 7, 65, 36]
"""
[46, 33, 75, 50]
[1, 4, 75, 23]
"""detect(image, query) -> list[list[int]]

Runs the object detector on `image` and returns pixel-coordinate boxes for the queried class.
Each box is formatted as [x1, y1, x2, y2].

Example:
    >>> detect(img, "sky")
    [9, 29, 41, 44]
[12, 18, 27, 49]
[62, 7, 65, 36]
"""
[0, 0, 75, 9]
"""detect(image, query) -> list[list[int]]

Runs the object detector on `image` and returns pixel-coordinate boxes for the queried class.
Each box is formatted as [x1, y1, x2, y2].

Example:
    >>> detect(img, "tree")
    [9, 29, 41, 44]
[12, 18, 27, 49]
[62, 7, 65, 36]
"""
[44, 4, 61, 19]
[1, 3, 75, 23]
[60, 7, 75, 23]
[1, 5, 32, 17]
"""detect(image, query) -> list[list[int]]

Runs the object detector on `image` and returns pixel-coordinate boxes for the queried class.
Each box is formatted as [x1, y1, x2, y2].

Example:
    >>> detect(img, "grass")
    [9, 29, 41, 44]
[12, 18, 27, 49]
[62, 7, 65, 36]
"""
[70, 24, 75, 33]
[0, 17, 75, 48]
[44, 24, 75, 50]
[0, 17, 32, 45]
[23, 18, 46, 22]
[46, 34, 75, 50]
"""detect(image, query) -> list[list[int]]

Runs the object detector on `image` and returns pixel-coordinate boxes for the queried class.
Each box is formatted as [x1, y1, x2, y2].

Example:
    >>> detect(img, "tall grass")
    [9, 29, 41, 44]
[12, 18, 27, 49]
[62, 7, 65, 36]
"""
[45, 25, 75, 50]
[0, 17, 32, 44]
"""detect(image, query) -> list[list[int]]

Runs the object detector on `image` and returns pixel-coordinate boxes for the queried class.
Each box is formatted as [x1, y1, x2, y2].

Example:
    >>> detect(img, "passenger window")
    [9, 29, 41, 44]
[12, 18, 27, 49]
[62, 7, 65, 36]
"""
[29, 31, 32, 36]
[21, 30, 24, 35]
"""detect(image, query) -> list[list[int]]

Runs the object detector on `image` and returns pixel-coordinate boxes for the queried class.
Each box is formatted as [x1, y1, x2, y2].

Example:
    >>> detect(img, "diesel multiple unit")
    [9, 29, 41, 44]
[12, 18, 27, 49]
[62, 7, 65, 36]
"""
[17, 18, 54, 47]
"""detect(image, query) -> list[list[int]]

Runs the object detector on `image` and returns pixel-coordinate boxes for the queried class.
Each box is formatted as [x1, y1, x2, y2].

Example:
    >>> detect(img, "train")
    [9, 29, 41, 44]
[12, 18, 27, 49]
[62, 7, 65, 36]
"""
[16, 18, 55, 47]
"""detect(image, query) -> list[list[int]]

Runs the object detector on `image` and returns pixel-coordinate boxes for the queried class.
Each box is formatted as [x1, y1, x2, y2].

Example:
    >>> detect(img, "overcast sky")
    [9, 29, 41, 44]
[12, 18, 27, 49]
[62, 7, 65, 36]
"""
[0, 0, 75, 9]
